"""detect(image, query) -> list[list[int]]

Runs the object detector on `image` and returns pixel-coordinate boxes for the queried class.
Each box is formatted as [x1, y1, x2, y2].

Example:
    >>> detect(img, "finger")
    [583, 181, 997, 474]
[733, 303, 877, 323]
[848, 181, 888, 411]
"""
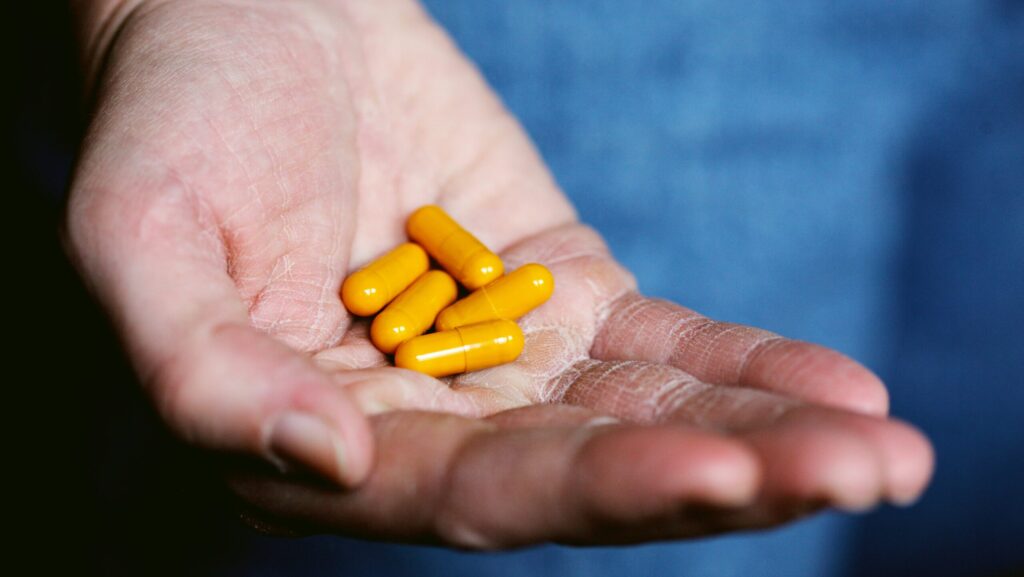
[591, 293, 889, 415]
[553, 359, 800, 428]
[760, 407, 935, 506]
[739, 409, 884, 511]
[67, 182, 372, 487]
[554, 360, 932, 508]
[488, 410, 819, 535]
[227, 409, 764, 548]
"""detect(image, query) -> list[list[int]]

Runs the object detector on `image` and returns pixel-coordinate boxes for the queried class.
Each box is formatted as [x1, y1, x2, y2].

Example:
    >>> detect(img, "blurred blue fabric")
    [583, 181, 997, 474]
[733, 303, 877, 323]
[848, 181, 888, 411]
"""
[28, 1, 1022, 575]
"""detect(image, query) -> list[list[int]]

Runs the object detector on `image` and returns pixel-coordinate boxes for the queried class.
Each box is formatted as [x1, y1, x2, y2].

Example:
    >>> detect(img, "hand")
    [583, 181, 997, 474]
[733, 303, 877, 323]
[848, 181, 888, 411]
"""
[68, 0, 933, 548]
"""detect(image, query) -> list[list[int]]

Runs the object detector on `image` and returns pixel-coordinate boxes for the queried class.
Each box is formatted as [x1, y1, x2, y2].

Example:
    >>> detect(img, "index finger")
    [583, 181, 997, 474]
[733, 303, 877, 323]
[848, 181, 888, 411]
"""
[591, 293, 889, 415]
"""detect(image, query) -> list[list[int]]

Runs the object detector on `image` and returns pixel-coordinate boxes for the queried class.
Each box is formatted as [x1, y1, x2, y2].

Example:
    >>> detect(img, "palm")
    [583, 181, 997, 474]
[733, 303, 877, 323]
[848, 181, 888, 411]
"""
[69, 0, 932, 547]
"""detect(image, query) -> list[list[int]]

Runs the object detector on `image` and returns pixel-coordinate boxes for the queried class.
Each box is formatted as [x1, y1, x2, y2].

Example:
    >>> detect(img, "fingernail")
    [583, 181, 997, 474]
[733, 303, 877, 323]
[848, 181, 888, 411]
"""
[266, 412, 349, 485]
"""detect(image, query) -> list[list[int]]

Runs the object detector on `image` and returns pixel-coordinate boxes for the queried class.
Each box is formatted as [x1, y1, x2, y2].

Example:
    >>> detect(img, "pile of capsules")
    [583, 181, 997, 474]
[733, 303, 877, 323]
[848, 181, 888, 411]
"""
[341, 205, 554, 378]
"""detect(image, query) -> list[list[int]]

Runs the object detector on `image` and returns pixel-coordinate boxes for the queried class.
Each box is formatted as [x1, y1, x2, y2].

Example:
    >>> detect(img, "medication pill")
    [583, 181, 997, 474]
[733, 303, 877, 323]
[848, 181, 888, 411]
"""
[435, 263, 554, 331]
[395, 319, 524, 378]
[406, 205, 503, 289]
[371, 270, 458, 353]
[341, 243, 429, 316]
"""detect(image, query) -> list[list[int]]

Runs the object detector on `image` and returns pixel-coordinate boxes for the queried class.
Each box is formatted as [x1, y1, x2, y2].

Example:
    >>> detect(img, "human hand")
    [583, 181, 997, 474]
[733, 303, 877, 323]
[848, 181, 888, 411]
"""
[68, 0, 933, 548]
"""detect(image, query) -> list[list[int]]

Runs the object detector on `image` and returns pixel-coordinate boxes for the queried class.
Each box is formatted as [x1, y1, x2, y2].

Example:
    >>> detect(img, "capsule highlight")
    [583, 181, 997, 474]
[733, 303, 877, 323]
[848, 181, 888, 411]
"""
[341, 243, 430, 317]
[395, 319, 524, 378]
[406, 205, 503, 290]
[436, 263, 554, 331]
[371, 270, 458, 353]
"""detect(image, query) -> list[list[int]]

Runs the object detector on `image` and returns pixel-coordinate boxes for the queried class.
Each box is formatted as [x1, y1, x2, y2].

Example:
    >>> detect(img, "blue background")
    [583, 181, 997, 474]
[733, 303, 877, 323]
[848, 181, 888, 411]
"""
[15, 1, 1023, 576]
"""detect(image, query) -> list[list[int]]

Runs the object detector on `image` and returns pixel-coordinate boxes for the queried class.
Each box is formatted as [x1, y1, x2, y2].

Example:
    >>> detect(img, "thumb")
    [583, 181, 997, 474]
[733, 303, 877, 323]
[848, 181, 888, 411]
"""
[66, 175, 372, 487]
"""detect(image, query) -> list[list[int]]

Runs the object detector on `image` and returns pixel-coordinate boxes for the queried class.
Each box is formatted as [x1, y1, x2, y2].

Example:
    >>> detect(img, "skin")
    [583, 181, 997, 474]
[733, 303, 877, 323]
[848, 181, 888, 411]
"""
[67, 0, 933, 549]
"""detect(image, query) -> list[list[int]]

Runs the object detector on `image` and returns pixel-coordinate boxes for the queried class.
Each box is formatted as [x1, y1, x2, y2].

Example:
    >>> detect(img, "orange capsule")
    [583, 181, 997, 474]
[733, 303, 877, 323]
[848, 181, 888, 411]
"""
[406, 205, 504, 290]
[395, 320, 524, 378]
[341, 243, 429, 317]
[371, 270, 458, 354]
[435, 263, 554, 331]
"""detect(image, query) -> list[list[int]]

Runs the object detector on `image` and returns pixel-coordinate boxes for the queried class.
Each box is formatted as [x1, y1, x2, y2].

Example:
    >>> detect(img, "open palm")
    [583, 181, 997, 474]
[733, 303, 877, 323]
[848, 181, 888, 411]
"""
[68, 0, 932, 548]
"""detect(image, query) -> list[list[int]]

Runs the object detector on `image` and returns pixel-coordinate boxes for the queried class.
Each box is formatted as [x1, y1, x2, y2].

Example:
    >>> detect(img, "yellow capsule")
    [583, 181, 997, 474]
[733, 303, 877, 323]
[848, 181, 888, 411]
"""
[341, 243, 429, 317]
[435, 263, 555, 331]
[406, 205, 504, 290]
[395, 320, 524, 378]
[371, 270, 458, 354]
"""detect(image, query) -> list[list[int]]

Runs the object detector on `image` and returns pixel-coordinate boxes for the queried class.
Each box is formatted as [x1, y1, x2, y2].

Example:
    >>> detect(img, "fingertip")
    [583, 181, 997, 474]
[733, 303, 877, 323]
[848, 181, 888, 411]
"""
[890, 437, 934, 506]
[284, 385, 375, 487]
[332, 400, 376, 486]
[872, 417, 936, 506]
[839, 363, 890, 417]
[746, 341, 891, 416]
[745, 413, 885, 513]
[801, 409, 935, 508]
[264, 411, 359, 485]
[184, 324, 380, 488]
[819, 440, 884, 513]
